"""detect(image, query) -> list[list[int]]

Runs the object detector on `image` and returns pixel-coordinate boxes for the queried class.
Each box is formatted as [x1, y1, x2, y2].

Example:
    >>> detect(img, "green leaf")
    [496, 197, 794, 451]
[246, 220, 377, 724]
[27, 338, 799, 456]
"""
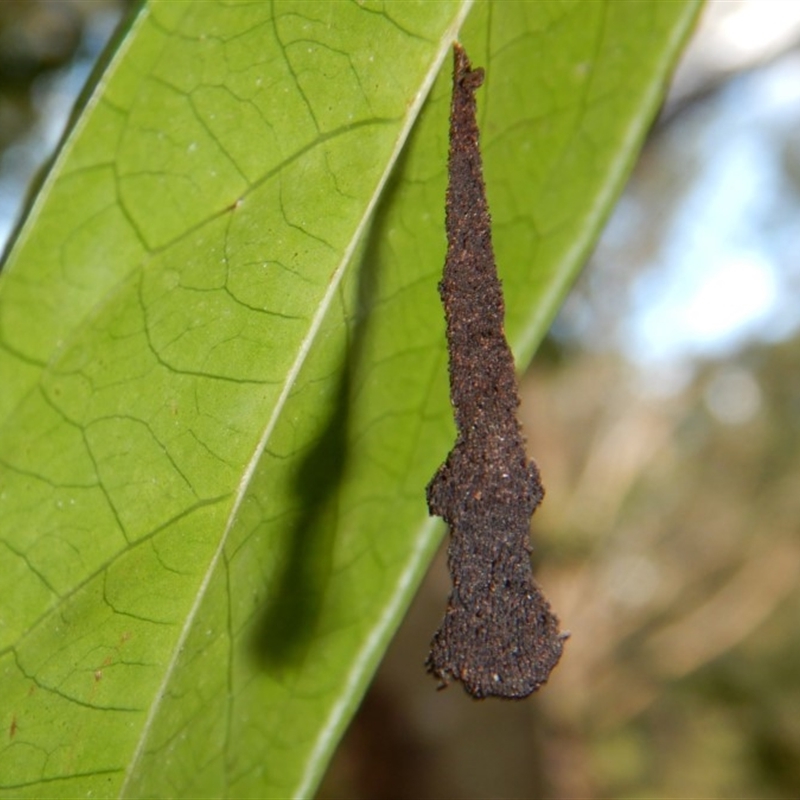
[0, 1, 701, 797]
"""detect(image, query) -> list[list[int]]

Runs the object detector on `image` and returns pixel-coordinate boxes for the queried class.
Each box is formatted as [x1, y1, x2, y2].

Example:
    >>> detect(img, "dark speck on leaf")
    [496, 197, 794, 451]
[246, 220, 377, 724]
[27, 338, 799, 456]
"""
[426, 43, 567, 700]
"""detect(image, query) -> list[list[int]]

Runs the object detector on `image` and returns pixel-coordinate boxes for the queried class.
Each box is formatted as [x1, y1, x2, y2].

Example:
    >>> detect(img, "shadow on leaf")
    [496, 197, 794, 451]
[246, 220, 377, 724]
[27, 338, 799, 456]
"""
[249, 155, 408, 669]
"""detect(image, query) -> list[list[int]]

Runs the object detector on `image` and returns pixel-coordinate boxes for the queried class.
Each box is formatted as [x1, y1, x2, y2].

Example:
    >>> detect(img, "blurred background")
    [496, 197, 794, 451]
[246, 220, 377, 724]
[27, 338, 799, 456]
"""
[2, 2, 799, 797]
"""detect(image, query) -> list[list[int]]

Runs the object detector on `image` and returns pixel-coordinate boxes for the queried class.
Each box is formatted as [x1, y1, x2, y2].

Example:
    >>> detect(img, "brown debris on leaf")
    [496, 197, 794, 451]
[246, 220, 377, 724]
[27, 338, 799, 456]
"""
[426, 43, 566, 700]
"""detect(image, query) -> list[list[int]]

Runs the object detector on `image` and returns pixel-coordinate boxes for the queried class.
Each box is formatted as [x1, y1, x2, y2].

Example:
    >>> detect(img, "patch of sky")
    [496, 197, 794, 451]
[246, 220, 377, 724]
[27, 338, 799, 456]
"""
[622, 53, 800, 367]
